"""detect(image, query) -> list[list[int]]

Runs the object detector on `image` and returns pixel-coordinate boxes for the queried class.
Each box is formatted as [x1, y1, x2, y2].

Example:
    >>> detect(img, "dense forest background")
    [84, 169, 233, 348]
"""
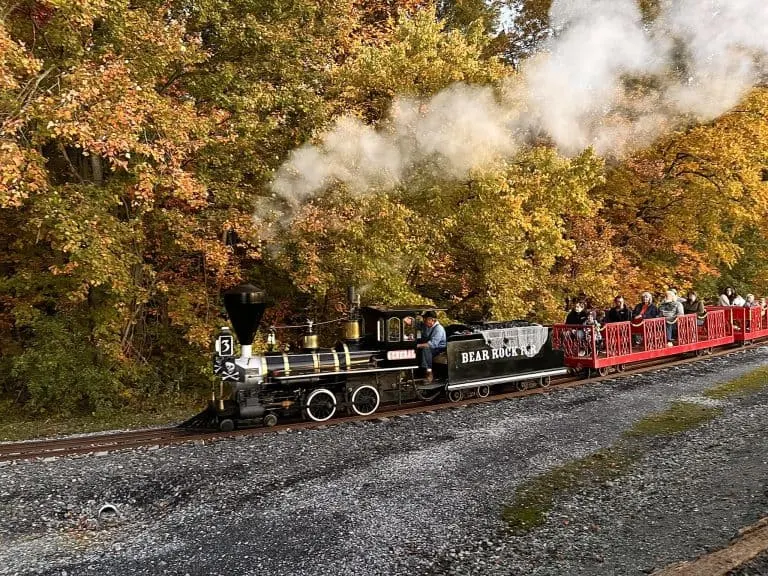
[1, 0, 767, 418]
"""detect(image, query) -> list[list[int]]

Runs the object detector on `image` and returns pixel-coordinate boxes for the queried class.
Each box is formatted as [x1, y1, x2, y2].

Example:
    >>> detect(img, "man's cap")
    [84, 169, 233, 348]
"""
[422, 310, 437, 319]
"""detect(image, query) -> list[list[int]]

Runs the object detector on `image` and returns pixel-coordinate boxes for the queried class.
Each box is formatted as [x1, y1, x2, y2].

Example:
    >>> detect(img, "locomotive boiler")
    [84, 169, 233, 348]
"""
[183, 283, 567, 431]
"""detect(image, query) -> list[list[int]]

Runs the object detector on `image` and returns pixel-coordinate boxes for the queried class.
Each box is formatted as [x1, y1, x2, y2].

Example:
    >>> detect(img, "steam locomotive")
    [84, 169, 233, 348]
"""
[183, 284, 566, 431]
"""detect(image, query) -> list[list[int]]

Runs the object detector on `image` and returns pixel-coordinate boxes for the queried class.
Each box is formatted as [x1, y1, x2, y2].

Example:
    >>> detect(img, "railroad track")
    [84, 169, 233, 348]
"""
[0, 345, 759, 463]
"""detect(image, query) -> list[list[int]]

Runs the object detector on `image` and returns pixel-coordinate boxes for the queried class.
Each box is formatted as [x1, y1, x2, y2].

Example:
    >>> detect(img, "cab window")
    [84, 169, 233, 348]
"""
[403, 316, 416, 341]
[387, 317, 401, 342]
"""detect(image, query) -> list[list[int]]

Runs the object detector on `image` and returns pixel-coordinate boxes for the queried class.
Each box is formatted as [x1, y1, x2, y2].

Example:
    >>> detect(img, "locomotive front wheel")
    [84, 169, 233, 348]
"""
[219, 419, 235, 432]
[447, 389, 463, 403]
[476, 385, 490, 398]
[263, 413, 278, 427]
[351, 385, 381, 416]
[305, 388, 337, 422]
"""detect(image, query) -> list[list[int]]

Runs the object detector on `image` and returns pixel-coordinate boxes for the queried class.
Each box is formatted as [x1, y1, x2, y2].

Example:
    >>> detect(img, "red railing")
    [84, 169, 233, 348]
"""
[677, 314, 698, 345]
[552, 324, 597, 359]
[706, 305, 768, 339]
[603, 322, 631, 357]
[749, 306, 766, 332]
[704, 307, 735, 340]
[704, 307, 730, 339]
[636, 317, 667, 351]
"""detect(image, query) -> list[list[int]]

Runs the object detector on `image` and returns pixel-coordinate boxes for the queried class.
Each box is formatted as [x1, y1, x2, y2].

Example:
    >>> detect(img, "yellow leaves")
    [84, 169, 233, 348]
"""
[0, 141, 47, 208]
[592, 86, 768, 300]
[0, 24, 42, 92]
[337, 7, 508, 117]
[44, 0, 113, 29]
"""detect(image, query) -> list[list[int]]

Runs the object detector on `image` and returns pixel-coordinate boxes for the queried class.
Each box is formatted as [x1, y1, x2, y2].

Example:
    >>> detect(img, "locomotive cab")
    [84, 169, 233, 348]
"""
[359, 306, 448, 383]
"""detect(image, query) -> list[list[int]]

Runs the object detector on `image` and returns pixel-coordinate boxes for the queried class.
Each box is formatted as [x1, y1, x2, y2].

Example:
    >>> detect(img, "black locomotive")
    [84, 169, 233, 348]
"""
[184, 284, 566, 431]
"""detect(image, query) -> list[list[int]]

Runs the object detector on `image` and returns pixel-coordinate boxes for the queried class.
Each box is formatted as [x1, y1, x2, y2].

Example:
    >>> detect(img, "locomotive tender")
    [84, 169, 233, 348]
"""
[187, 284, 566, 431]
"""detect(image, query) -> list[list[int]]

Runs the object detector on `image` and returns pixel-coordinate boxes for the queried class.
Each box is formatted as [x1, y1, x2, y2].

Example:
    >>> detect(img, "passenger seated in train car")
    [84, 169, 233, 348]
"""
[739, 293, 760, 331]
[732, 292, 746, 307]
[594, 308, 606, 325]
[606, 295, 632, 323]
[669, 287, 686, 303]
[632, 292, 658, 321]
[565, 301, 588, 325]
[658, 290, 685, 346]
[584, 308, 604, 349]
[718, 287, 735, 306]
[683, 291, 706, 326]
[415, 310, 446, 383]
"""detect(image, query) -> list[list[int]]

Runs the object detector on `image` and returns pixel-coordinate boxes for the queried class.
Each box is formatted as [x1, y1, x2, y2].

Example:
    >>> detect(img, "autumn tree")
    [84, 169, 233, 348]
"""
[280, 11, 607, 323]
[0, 0, 374, 415]
[597, 88, 768, 300]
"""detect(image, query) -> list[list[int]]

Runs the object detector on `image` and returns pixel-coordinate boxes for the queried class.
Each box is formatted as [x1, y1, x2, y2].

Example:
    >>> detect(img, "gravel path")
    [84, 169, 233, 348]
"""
[2, 349, 768, 576]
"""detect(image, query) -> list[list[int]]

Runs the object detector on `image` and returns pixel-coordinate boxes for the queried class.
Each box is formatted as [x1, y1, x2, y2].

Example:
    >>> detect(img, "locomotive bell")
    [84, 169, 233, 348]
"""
[223, 284, 266, 357]
[302, 333, 319, 350]
[343, 320, 360, 340]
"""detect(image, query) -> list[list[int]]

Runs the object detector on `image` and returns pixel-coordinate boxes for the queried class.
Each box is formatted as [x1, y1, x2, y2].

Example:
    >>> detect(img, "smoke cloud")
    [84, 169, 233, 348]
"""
[271, 0, 768, 205]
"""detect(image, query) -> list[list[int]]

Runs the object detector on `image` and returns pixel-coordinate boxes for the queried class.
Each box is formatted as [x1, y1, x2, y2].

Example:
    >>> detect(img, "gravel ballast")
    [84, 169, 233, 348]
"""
[2, 349, 768, 576]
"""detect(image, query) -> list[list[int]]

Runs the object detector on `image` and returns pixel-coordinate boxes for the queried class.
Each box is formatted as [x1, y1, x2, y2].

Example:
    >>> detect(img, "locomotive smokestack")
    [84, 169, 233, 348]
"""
[223, 284, 266, 359]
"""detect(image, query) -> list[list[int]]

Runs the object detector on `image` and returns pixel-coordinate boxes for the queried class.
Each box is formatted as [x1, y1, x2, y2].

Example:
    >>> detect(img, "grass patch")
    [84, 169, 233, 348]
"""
[704, 366, 768, 400]
[501, 447, 635, 533]
[625, 401, 722, 438]
[504, 397, 729, 532]
[0, 400, 202, 442]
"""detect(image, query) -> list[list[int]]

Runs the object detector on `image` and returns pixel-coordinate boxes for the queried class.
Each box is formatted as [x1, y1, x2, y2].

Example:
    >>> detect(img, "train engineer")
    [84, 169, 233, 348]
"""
[416, 310, 446, 382]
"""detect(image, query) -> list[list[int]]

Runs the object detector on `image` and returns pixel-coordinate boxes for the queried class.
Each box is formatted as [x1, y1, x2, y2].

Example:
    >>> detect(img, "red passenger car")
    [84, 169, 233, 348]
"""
[552, 308, 734, 376]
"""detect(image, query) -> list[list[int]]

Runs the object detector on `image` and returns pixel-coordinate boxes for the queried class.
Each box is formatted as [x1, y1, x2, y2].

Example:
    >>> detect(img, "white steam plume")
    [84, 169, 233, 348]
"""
[662, 0, 768, 117]
[271, 84, 517, 206]
[270, 0, 768, 206]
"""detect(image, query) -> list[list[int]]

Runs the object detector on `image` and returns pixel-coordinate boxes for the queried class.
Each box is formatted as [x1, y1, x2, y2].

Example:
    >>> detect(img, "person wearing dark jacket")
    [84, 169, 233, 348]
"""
[632, 292, 658, 321]
[606, 295, 633, 323]
[683, 291, 706, 325]
[565, 302, 588, 325]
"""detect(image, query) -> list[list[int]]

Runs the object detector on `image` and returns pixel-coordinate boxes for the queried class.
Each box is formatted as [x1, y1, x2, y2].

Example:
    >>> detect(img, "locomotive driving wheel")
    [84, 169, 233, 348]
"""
[476, 385, 490, 398]
[447, 389, 463, 403]
[305, 388, 337, 422]
[351, 385, 380, 416]
[540, 376, 551, 388]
